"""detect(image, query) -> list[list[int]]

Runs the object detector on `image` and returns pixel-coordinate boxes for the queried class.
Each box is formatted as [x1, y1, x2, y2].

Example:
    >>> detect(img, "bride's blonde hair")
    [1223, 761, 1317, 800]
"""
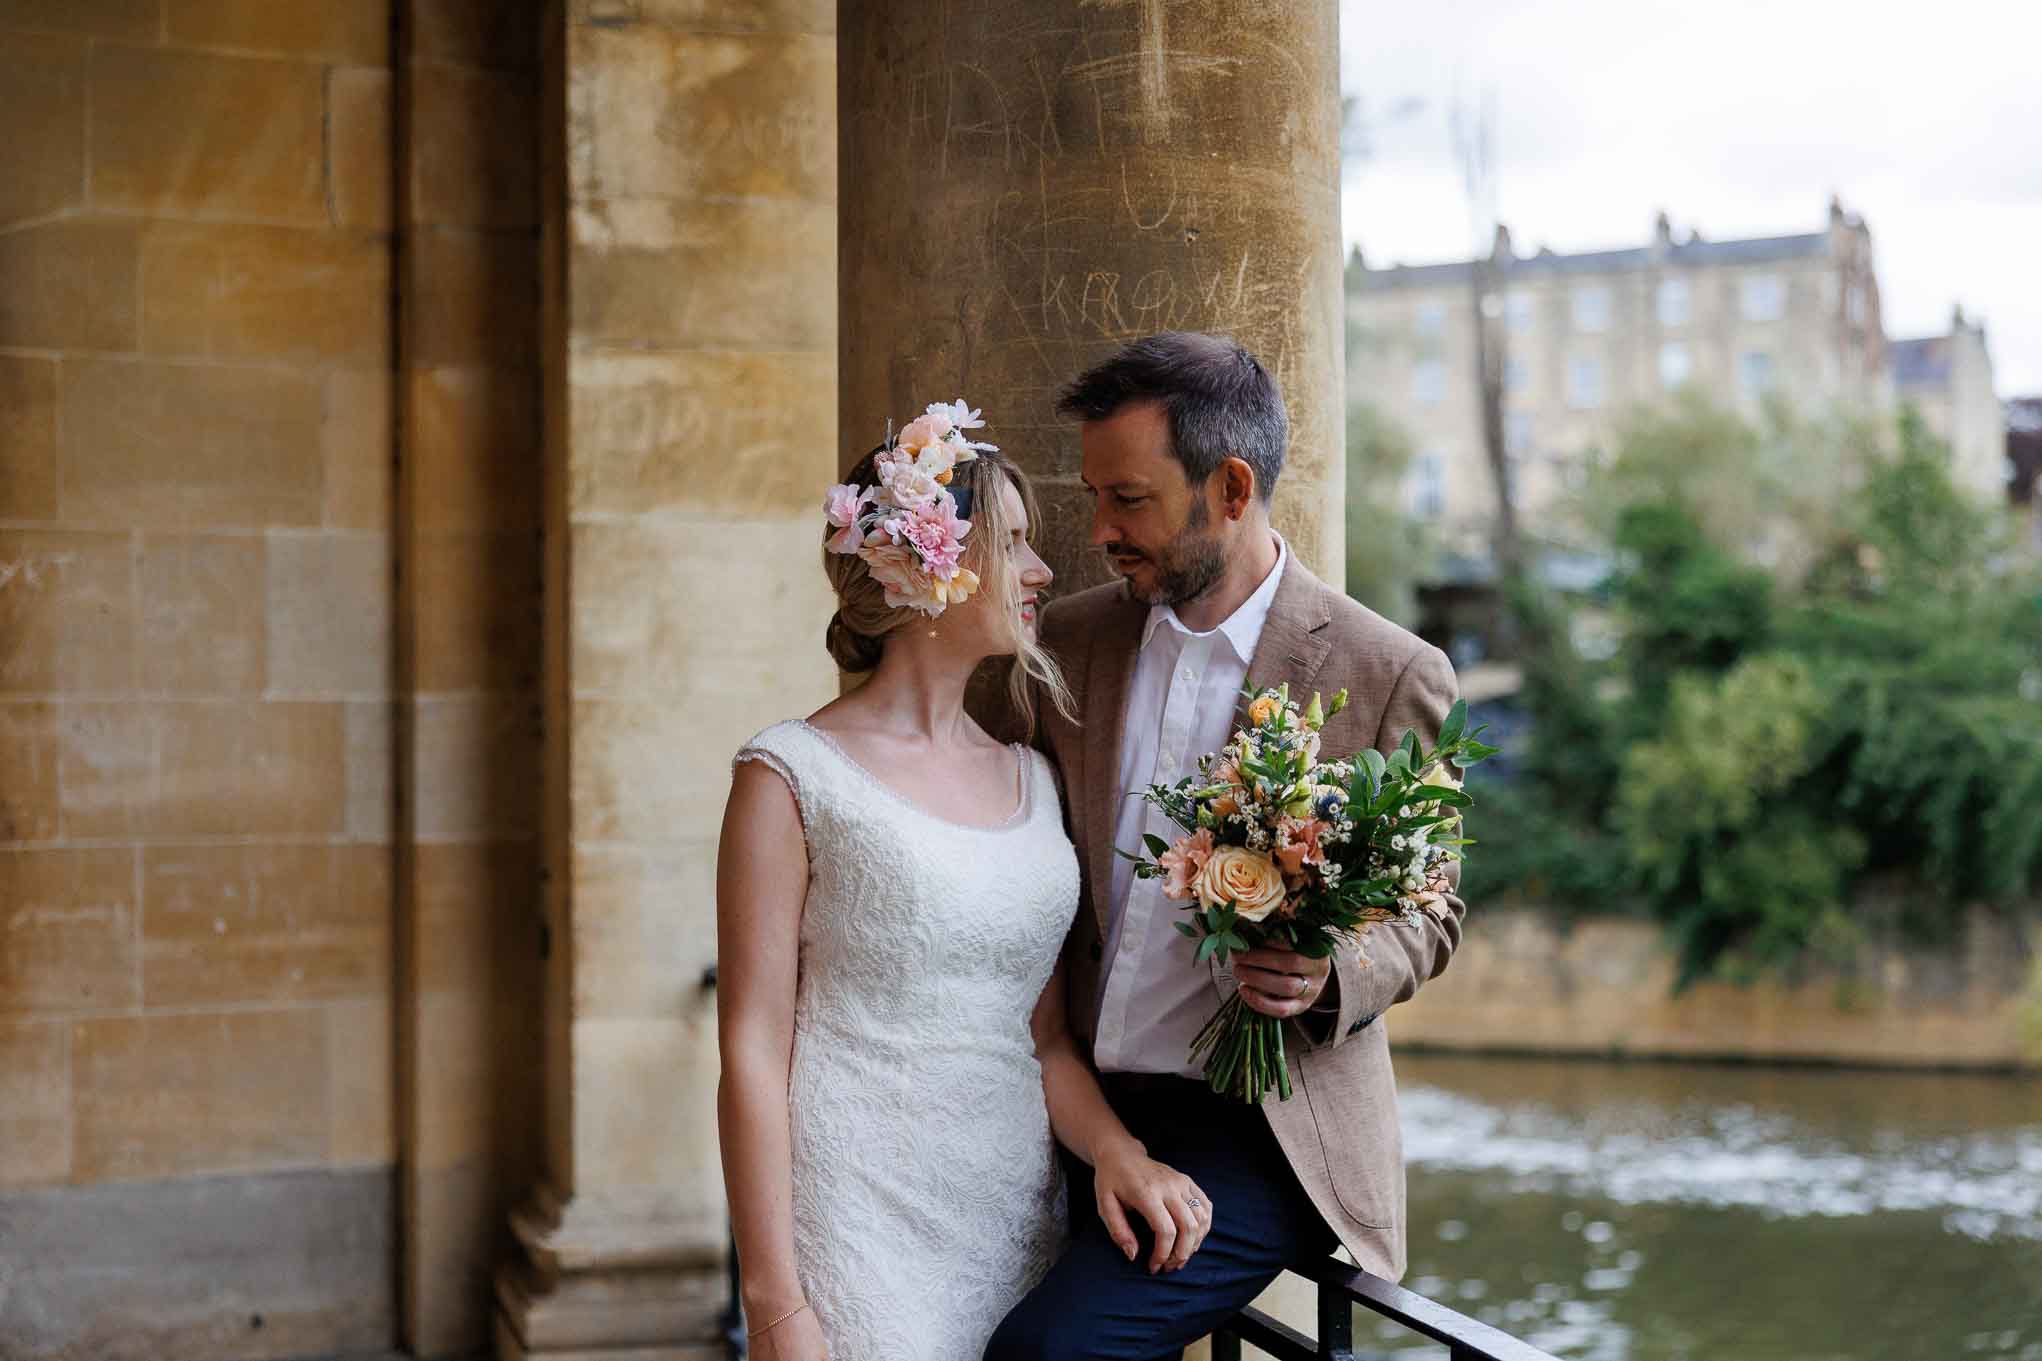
[824, 446, 1076, 731]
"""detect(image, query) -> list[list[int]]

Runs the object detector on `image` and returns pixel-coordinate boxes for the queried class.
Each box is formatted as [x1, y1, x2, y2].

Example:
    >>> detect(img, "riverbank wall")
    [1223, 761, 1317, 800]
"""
[1392, 901, 2042, 1070]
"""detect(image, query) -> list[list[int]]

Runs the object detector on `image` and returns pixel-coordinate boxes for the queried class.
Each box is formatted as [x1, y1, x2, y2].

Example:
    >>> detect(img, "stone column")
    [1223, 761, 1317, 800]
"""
[838, 7, 1345, 1357]
[837, 0, 1346, 585]
[494, 2, 838, 1357]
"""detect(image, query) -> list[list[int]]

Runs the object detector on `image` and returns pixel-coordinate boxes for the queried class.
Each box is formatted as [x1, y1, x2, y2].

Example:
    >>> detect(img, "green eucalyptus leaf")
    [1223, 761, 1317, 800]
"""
[1437, 699, 1467, 748]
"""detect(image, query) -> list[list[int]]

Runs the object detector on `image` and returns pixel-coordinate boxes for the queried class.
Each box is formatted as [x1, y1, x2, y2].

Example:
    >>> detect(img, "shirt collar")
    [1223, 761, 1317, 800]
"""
[1139, 533, 1289, 663]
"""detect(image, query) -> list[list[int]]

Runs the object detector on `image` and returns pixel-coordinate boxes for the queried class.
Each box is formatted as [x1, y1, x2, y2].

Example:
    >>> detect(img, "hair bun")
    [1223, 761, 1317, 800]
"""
[825, 610, 885, 673]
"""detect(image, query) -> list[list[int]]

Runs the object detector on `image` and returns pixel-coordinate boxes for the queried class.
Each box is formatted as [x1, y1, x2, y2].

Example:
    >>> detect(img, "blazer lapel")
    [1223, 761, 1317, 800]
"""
[1246, 556, 1335, 704]
[1082, 589, 1147, 937]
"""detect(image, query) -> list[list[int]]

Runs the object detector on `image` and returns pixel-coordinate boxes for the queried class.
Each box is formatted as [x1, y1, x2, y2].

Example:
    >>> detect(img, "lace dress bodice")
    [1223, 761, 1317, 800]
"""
[733, 720, 1078, 1359]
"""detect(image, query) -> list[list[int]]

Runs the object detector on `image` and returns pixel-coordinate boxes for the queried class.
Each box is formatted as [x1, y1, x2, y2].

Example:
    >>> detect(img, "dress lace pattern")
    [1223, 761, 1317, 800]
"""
[733, 720, 1078, 1359]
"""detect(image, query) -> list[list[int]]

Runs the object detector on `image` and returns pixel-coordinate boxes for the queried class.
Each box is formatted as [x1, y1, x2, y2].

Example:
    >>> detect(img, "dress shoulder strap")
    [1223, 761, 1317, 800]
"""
[733, 720, 825, 833]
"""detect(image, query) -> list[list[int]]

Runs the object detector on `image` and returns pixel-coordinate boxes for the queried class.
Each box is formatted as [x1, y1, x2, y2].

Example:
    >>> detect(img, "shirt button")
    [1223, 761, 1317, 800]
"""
[1182, 668, 1196, 682]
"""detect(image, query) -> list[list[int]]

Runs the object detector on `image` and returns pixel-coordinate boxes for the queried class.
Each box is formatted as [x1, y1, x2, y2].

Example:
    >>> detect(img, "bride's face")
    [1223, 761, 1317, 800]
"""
[947, 477, 1052, 657]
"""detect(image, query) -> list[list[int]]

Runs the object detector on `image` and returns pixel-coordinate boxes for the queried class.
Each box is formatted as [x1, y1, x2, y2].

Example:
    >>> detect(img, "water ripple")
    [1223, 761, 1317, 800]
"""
[1399, 1084, 2042, 1242]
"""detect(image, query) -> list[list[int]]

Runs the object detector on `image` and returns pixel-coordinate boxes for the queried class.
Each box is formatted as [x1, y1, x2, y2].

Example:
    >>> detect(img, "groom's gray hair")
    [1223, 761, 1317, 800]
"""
[1056, 332, 1287, 502]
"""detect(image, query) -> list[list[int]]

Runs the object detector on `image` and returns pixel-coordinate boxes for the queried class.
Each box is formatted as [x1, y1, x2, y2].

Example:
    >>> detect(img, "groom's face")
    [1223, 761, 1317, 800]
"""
[1080, 400, 1228, 607]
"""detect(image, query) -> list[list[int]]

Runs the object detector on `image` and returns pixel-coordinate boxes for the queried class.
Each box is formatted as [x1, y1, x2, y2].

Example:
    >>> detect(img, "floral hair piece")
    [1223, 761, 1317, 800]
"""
[823, 399, 998, 618]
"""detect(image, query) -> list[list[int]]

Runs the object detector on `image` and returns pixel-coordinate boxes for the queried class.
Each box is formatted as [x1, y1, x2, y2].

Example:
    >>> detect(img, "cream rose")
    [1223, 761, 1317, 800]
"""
[1194, 845, 1288, 922]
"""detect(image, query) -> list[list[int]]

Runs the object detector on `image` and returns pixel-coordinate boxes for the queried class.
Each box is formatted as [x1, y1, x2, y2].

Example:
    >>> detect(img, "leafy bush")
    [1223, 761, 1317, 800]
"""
[1474, 398, 2042, 983]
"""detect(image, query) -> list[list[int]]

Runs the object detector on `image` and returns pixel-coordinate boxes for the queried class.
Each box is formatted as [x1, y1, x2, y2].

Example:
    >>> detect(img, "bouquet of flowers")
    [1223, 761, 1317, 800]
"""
[1119, 682, 1498, 1103]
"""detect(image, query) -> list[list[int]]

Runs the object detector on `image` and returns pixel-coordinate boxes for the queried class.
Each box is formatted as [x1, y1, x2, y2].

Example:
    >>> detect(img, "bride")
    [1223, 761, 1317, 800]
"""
[717, 401, 1213, 1360]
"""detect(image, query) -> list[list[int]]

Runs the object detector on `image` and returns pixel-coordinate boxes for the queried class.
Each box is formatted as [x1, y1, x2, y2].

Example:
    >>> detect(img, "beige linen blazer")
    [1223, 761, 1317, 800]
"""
[998, 556, 1465, 1280]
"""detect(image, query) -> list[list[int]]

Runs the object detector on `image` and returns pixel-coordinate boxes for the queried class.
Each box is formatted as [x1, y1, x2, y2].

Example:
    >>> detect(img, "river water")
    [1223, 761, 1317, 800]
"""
[1368, 1054, 2042, 1361]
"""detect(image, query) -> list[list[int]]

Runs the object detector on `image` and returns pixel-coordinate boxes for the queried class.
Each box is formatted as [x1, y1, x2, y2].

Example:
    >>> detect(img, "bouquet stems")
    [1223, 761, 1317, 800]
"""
[1187, 991, 1293, 1104]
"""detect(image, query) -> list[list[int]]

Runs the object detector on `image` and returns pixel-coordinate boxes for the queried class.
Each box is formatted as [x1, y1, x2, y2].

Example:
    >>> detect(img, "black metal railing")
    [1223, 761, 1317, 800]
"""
[1212, 1256, 1562, 1361]
[719, 1250, 1560, 1361]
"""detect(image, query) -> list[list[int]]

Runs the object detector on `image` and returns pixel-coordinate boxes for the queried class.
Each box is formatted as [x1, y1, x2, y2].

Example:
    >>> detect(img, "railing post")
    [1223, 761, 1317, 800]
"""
[721, 1221, 746, 1359]
[1211, 1329, 1244, 1361]
[1317, 1281, 1355, 1361]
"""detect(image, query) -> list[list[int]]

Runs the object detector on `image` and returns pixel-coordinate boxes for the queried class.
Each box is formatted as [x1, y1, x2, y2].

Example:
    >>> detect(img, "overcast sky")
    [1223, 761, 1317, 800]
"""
[1338, 0, 2042, 395]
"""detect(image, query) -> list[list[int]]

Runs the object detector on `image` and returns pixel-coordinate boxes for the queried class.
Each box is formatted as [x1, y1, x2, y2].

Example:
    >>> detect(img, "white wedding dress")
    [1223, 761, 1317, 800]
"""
[733, 720, 1076, 1360]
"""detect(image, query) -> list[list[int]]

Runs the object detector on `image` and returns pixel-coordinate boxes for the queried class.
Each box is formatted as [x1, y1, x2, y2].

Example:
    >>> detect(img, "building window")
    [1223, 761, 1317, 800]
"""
[1505, 292, 1535, 334]
[1412, 358, 1447, 405]
[1504, 356, 1530, 395]
[1741, 274, 1785, 322]
[1411, 453, 1445, 519]
[1505, 412, 1534, 457]
[1414, 301, 1448, 336]
[1657, 278, 1690, 327]
[1847, 282, 1867, 326]
[1571, 286, 1611, 333]
[1739, 350, 1775, 397]
[1658, 341, 1691, 389]
[1566, 355, 1604, 409]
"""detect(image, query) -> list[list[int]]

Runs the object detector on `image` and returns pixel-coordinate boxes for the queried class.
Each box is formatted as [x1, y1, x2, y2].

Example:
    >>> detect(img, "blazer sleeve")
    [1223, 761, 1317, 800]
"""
[1306, 641, 1466, 1052]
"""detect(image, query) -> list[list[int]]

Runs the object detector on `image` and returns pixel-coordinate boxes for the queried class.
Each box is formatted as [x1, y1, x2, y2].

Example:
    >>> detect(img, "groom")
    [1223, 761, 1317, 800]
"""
[983, 333, 1465, 1359]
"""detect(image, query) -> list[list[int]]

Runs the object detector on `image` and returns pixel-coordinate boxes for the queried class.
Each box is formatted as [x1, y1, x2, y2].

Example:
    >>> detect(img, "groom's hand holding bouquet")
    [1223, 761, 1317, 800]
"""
[1120, 682, 1497, 1104]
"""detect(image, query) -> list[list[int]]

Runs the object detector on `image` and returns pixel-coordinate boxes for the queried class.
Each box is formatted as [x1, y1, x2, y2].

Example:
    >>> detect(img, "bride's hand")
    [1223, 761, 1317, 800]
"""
[750, 1302, 829, 1361]
[1091, 1141, 1213, 1275]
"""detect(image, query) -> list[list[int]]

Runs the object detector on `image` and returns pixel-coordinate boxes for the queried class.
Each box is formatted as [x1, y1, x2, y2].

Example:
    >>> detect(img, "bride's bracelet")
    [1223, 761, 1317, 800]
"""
[747, 1301, 811, 1339]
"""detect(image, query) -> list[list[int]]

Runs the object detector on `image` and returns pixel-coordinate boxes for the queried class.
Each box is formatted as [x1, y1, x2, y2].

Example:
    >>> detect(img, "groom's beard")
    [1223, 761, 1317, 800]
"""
[1109, 507, 1229, 608]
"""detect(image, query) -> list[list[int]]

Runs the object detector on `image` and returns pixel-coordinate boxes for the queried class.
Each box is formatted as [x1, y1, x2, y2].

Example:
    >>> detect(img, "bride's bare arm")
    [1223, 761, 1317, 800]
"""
[717, 761, 826, 1355]
[1031, 958, 1213, 1275]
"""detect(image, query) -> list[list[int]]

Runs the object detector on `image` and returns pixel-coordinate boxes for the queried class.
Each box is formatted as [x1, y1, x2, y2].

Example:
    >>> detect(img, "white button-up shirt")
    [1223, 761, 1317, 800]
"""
[1096, 535, 1289, 1076]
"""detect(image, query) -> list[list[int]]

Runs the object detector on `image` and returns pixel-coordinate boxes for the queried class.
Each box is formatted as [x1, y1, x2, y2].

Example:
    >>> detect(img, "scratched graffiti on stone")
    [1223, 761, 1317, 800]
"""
[840, 2, 1345, 577]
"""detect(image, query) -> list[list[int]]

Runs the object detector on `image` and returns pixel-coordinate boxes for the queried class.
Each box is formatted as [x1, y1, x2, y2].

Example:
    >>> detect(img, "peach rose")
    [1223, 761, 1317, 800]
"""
[895, 412, 954, 451]
[1194, 845, 1288, 922]
[1246, 694, 1280, 727]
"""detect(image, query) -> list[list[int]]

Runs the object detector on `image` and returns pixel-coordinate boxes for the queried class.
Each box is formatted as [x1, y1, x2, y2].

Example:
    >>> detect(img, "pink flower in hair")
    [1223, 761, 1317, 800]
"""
[864, 538, 979, 616]
[895, 493, 971, 575]
[896, 412, 955, 451]
[823, 483, 869, 554]
[925, 399, 998, 452]
[878, 457, 941, 509]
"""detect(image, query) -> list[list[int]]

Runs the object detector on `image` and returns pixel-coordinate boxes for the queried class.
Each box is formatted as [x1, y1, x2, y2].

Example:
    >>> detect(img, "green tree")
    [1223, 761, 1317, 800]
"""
[1472, 395, 2042, 983]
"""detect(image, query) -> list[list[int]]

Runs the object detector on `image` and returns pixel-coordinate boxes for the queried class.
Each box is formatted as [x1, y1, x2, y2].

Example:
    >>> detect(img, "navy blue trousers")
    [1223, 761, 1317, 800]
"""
[984, 1074, 1337, 1361]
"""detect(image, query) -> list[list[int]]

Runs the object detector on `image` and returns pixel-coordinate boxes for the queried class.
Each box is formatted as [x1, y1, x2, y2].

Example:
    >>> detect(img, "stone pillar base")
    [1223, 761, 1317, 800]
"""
[493, 1183, 727, 1359]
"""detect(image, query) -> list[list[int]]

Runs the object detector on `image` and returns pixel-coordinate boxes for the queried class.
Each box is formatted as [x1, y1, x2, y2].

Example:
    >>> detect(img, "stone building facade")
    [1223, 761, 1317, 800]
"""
[1347, 199, 1887, 567]
[0, 3, 1344, 1359]
[1889, 304, 2007, 501]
